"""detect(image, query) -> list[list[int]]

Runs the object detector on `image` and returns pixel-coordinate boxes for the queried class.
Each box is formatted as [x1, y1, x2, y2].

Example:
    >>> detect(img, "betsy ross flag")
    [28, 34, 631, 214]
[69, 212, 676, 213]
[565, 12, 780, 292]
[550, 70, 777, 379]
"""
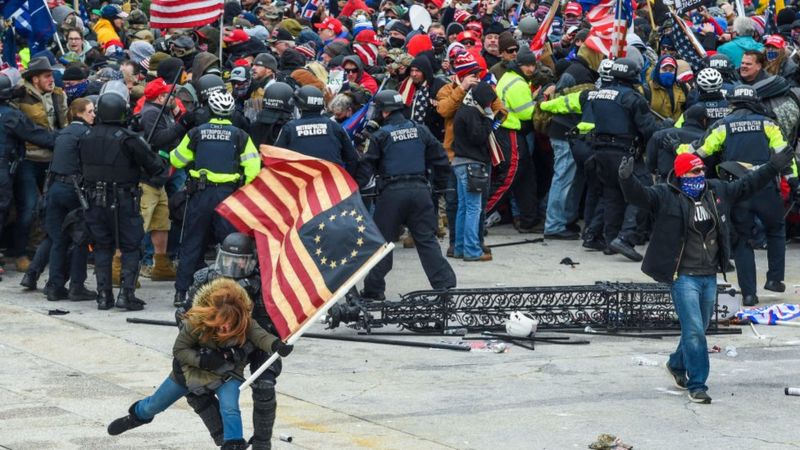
[217, 146, 387, 340]
[150, 0, 224, 29]
[529, 0, 559, 57]
[585, 0, 632, 58]
[670, 11, 707, 71]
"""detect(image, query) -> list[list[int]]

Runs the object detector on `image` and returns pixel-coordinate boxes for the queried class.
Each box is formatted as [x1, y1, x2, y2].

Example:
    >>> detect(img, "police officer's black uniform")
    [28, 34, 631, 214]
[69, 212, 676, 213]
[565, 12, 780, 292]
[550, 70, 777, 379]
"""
[250, 81, 294, 147]
[0, 74, 57, 262]
[274, 85, 359, 177]
[180, 233, 283, 450]
[80, 93, 166, 310]
[356, 90, 456, 299]
[578, 58, 658, 260]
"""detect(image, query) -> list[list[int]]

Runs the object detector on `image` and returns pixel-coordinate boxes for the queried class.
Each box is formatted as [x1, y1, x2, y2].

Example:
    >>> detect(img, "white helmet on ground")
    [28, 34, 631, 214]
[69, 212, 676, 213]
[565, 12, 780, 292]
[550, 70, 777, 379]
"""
[505, 311, 539, 337]
[696, 68, 723, 93]
[208, 89, 235, 117]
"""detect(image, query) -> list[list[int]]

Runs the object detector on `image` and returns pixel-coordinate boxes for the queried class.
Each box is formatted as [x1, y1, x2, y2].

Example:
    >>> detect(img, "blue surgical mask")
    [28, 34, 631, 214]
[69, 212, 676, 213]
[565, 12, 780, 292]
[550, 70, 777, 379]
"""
[658, 72, 675, 87]
[767, 50, 779, 61]
[680, 175, 706, 198]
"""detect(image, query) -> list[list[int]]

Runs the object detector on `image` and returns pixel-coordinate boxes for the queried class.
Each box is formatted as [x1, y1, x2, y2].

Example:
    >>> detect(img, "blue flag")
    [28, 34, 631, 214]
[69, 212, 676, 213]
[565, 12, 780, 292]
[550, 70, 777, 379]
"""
[3, 0, 57, 55]
[342, 102, 370, 139]
[2, 26, 17, 68]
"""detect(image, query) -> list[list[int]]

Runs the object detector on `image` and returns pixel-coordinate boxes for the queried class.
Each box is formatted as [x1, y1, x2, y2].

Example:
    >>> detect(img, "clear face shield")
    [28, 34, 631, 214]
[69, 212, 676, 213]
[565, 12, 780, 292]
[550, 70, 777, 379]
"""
[215, 248, 257, 279]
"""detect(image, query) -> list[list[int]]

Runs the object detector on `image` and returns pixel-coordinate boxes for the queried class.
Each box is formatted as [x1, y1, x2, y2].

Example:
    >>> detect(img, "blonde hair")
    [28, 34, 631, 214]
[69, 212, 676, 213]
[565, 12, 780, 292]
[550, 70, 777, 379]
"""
[185, 278, 252, 346]
[67, 98, 92, 122]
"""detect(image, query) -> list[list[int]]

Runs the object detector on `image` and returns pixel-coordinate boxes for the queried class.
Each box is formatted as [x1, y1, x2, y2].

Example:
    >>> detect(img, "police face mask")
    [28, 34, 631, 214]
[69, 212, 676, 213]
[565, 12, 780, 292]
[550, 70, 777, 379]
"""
[658, 71, 675, 87]
[388, 36, 405, 49]
[767, 50, 780, 61]
[64, 80, 89, 102]
[680, 175, 705, 198]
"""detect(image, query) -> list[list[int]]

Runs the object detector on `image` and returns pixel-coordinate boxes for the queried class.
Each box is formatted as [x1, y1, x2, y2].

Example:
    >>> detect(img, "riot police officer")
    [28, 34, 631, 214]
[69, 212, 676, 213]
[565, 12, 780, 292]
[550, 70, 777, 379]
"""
[274, 85, 358, 177]
[681, 68, 730, 126]
[0, 74, 57, 276]
[250, 81, 295, 147]
[356, 90, 456, 300]
[80, 93, 167, 310]
[170, 90, 261, 306]
[179, 233, 285, 450]
[577, 57, 659, 261]
[678, 85, 797, 306]
[192, 74, 251, 131]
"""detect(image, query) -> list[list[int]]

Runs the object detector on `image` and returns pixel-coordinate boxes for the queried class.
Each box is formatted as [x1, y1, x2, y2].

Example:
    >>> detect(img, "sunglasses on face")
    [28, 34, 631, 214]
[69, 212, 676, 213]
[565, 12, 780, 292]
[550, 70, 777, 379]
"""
[462, 40, 476, 46]
[344, 67, 359, 73]
[505, 47, 519, 54]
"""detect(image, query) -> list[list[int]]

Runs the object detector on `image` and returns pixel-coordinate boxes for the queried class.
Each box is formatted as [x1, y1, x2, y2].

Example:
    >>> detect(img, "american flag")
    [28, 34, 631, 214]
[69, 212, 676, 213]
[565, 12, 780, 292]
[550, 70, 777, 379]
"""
[529, 0, 559, 57]
[301, 0, 321, 20]
[764, 0, 778, 36]
[216, 146, 387, 340]
[585, 0, 632, 58]
[670, 11, 707, 71]
[149, 0, 224, 29]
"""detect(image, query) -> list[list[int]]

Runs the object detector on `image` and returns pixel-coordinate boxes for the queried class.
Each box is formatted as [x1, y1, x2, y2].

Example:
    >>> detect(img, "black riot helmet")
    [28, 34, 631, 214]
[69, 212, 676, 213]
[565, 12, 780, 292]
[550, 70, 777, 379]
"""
[0, 74, 14, 101]
[706, 53, 736, 82]
[294, 85, 325, 112]
[373, 89, 405, 113]
[196, 73, 226, 104]
[727, 85, 760, 109]
[215, 233, 257, 279]
[263, 81, 294, 113]
[610, 58, 640, 83]
[96, 93, 128, 125]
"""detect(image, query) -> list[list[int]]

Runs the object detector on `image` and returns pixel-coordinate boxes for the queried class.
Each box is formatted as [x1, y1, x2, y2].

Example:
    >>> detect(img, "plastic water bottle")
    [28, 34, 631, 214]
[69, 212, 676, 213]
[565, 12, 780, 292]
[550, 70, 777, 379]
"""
[725, 345, 738, 357]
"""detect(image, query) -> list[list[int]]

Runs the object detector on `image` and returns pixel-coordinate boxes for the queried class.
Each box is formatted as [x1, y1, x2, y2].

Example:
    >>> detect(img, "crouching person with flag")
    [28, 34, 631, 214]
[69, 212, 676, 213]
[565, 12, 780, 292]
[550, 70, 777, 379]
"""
[107, 278, 292, 450]
[618, 148, 796, 404]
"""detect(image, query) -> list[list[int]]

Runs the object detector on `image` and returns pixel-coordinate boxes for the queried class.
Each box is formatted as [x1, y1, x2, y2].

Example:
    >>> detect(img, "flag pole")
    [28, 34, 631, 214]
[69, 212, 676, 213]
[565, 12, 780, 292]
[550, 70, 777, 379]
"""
[44, 4, 66, 55]
[240, 242, 396, 391]
[218, 11, 224, 65]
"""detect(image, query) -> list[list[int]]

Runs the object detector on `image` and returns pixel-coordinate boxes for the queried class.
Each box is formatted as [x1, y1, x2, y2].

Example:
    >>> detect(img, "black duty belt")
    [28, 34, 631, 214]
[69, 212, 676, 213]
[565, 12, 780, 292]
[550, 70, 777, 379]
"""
[381, 174, 428, 185]
[53, 174, 81, 184]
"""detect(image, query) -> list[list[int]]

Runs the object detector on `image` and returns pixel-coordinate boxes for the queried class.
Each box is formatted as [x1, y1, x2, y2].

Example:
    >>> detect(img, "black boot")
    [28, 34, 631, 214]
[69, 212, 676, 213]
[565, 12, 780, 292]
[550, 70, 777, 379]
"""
[173, 290, 187, 307]
[116, 288, 146, 311]
[221, 439, 248, 450]
[186, 393, 224, 446]
[20, 270, 39, 290]
[69, 284, 97, 301]
[743, 295, 759, 307]
[46, 285, 70, 301]
[97, 290, 115, 310]
[107, 402, 152, 436]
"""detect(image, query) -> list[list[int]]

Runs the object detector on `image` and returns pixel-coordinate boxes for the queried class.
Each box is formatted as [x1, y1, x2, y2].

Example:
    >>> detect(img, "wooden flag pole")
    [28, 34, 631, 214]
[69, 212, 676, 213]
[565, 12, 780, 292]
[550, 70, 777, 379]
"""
[240, 242, 396, 391]
[218, 12, 224, 65]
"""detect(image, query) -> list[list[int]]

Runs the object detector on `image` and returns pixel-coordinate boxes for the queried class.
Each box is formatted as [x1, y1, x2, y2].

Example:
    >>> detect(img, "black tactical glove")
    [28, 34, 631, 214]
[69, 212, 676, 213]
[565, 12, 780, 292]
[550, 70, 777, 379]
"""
[662, 132, 680, 152]
[199, 349, 228, 370]
[178, 110, 196, 130]
[618, 156, 635, 180]
[271, 340, 294, 357]
[659, 118, 675, 129]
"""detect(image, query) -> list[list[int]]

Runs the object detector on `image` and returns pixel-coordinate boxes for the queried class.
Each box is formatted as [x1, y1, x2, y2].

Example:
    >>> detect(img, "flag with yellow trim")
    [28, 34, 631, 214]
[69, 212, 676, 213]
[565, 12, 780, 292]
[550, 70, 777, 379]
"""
[216, 146, 387, 340]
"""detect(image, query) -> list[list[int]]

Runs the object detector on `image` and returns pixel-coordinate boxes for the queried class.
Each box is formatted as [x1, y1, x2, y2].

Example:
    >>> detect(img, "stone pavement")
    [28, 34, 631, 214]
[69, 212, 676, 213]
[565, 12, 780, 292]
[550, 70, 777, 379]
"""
[2, 225, 800, 449]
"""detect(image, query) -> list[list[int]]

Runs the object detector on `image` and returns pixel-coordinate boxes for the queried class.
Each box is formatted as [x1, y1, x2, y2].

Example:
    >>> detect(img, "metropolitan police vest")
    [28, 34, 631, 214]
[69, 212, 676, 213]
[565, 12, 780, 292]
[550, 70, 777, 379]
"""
[585, 85, 637, 137]
[723, 113, 771, 165]
[700, 99, 731, 120]
[190, 122, 247, 176]
[285, 116, 345, 166]
[379, 120, 426, 177]
[80, 125, 141, 184]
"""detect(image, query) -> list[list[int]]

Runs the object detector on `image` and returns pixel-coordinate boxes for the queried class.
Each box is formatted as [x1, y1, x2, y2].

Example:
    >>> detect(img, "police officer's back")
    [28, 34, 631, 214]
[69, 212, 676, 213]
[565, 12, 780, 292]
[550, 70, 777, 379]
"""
[80, 93, 166, 310]
[0, 73, 56, 240]
[170, 89, 261, 306]
[250, 81, 294, 147]
[274, 85, 359, 177]
[357, 90, 456, 301]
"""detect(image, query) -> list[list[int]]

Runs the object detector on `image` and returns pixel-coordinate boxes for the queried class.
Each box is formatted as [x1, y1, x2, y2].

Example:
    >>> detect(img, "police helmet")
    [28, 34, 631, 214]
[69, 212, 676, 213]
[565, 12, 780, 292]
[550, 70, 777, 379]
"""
[727, 85, 760, 107]
[96, 92, 128, 125]
[263, 81, 294, 112]
[706, 54, 735, 80]
[373, 89, 405, 112]
[696, 68, 723, 93]
[597, 58, 615, 82]
[609, 58, 640, 83]
[294, 85, 325, 112]
[0, 74, 14, 101]
[215, 233, 257, 279]
[517, 16, 539, 36]
[196, 74, 226, 103]
[207, 90, 235, 117]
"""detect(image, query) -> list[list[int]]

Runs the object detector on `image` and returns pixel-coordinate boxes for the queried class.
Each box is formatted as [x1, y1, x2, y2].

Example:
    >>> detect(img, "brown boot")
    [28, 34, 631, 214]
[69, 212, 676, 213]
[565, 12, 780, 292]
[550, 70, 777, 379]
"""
[150, 254, 176, 281]
[112, 255, 121, 287]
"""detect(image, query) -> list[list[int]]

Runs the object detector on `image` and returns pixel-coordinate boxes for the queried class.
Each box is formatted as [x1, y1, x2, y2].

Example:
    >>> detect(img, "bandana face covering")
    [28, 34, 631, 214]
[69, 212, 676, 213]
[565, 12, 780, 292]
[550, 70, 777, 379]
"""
[64, 80, 89, 102]
[680, 175, 705, 199]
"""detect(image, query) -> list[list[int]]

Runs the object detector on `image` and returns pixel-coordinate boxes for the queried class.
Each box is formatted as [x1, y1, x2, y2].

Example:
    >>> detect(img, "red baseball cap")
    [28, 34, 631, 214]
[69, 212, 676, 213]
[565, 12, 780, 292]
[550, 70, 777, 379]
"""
[765, 34, 786, 49]
[144, 77, 173, 100]
[315, 17, 343, 35]
[674, 153, 705, 177]
[355, 29, 382, 46]
[564, 2, 582, 16]
[223, 29, 250, 43]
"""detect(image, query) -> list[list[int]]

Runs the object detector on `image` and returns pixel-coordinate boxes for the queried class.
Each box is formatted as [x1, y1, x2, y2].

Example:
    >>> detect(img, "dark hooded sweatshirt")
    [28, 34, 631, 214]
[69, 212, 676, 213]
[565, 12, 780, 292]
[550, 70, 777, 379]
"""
[407, 55, 447, 141]
[342, 55, 378, 94]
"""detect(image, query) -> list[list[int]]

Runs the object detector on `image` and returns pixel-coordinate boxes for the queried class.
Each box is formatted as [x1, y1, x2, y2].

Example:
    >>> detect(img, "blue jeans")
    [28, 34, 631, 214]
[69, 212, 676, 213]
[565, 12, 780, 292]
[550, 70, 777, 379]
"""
[668, 275, 717, 393]
[135, 376, 243, 441]
[12, 160, 48, 256]
[453, 164, 483, 259]
[544, 138, 582, 234]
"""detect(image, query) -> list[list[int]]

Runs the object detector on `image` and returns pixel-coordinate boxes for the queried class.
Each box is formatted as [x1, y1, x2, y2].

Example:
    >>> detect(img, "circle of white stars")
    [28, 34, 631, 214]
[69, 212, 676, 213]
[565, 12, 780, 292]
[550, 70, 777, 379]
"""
[313, 208, 366, 270]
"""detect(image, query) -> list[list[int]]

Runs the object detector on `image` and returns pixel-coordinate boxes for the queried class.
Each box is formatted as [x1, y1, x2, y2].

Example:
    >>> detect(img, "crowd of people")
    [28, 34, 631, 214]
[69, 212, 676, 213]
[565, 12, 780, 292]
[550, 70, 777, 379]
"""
[0, 0, 799, 433]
